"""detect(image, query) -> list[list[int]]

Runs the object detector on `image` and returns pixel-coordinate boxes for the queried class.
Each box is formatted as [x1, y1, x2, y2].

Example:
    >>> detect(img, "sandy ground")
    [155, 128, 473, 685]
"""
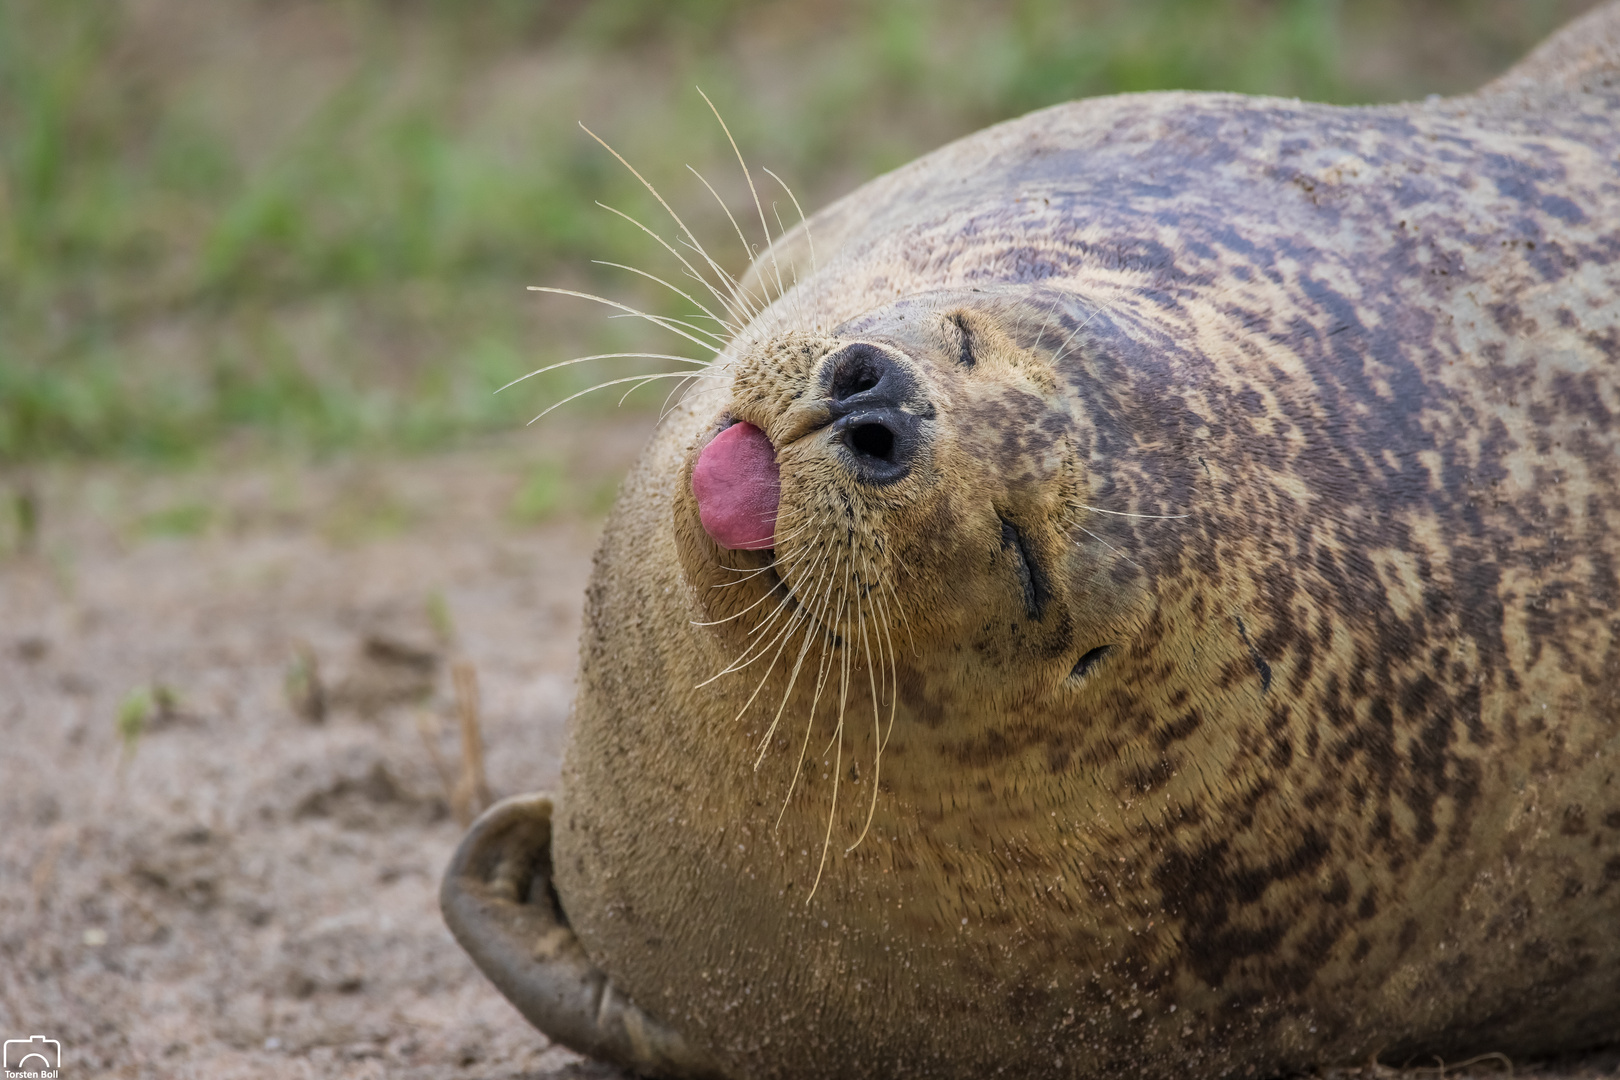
[0, 416, 655, 1080]
[1, 417, 1616, 1080]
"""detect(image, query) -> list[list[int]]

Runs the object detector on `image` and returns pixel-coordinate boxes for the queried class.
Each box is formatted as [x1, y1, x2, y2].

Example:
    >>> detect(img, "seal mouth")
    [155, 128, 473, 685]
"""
[692, 420, 781, 550]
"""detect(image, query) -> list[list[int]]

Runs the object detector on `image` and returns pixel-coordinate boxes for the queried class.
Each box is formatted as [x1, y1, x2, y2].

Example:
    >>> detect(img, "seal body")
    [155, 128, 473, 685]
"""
[546, 9, 1620, 1078]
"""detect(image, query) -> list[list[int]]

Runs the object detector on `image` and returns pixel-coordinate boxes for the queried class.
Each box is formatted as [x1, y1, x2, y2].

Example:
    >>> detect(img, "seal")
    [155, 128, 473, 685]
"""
[442, 6, 1620, 1078]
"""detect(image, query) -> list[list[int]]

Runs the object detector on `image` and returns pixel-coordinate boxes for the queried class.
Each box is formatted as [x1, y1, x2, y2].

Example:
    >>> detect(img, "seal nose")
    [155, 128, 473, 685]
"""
[823, 344, 927, 486]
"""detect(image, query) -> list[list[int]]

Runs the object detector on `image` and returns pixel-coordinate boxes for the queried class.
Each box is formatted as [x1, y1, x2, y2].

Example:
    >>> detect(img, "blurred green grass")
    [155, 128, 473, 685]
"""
[0, 0, 1595, 463]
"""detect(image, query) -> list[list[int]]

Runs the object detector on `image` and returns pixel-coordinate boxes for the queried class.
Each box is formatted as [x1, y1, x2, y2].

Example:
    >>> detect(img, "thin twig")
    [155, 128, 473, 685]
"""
[452, 659, 493, 824]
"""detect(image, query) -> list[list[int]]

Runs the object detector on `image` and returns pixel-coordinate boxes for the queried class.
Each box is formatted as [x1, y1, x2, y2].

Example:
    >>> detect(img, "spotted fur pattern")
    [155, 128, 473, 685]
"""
[554, 7, 1620, 1078]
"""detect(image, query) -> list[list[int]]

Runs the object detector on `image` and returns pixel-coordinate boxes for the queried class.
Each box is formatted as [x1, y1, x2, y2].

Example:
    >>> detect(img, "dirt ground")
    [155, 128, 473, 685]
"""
[0, 415, 656, 1080]
[1, 415, 1616, 1080]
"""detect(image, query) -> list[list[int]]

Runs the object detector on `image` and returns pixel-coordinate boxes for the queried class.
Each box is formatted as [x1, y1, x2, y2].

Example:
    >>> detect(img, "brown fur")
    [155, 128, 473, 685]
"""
[551, 6, 1620, 1077]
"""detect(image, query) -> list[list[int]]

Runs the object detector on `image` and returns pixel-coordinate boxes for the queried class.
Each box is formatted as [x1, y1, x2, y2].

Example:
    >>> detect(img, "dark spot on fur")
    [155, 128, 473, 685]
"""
[1561, 805, 1589, 836]
[1323, 871, 1350, 905]
[1154, 709, 1204, 750]
[1268, 737, 1294, 769]
[1153, 828, 1333, 988]
[1127, 757, 1177, 793]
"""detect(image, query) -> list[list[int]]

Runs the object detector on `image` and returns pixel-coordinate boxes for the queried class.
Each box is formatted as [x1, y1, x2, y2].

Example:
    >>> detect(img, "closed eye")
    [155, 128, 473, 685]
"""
[949, 312, 975, 368]
[1069, 645, 1114, 681]
[997, 513, 1050, 620]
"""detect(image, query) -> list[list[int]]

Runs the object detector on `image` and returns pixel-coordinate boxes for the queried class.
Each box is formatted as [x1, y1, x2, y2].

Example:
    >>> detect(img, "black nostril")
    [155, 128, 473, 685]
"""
[832, 365, 881, 401]
[847, 422, 895, 461]
[820, 342, 930, 486]
[826, 343, 907, 409]
[833, 410, 919, 484]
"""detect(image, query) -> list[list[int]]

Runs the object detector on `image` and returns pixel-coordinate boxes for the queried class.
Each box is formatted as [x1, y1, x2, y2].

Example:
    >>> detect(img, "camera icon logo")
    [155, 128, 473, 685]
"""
[3, 1035, 60, 1072]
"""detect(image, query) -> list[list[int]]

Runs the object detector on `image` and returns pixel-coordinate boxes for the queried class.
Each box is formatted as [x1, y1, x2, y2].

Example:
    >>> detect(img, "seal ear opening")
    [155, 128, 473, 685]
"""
[440, 793, 725, 1079]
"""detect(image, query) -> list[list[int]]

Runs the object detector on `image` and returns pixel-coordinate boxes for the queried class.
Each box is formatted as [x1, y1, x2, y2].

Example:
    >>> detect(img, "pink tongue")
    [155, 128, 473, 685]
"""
[692, 422, 780, 551]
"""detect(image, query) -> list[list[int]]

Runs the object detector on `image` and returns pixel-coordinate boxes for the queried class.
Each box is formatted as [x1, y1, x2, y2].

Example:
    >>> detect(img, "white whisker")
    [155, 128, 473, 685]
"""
[763, 167, 815, 278]
[497, 352, 706, 395]
[687, 165, 774, 316]
[1074, 524, 1141, 570]
[1080, 505, 1189, 520]
[697, 87, 787, 306]
[527, 286, 723, 356]
[579, 122, 756, 325]
[527, 372, 711, 424]
[605, 312, 729, 349]
[592, 201, 754, 327]
[591, 260, 739, 337]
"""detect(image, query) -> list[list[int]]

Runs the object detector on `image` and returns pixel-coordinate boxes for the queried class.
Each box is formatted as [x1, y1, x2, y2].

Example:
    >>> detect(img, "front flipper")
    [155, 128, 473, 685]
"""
[440, 793, 724, 1079]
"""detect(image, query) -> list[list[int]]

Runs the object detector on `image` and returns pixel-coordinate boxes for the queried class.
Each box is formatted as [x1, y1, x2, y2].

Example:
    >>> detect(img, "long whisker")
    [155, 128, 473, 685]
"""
[497, 352, 706, 394]
[591, 260, 739, 337]
[605, 311, 730, 349]
[769, 200, 813, 344]
[616, 372, 703, 408]
[725, 603, 812, 735]
[763, 167, 815, 278]
[846, 556, 886, 853]
[776, 546, 844, 822]
[527, 287, 723, 355]
[658, 368, 704, 419]
[658, 378, 737, 422]
[592, 202, 754, 327]
[866, 561, 899, 749]
[693, 544, 826, 684]
[754, 546, 835, 768]
[708, 557, 791, 585]
[1079, 506, 1188, 520]
[808, 574, 853, 901]
[687, 165, 774, 317]
[579, 122, 754, 323]
[673, 232, 767, 325]
[720, 541, 837, 741]
[707, 542, 814, 580]
[694, 522, 821, 595]
[869, 574, 901, 753]
[528, 372, 712, 424]
[775, 620, 833, 828]
[695, 587, 803, 682]
[1030, 295, 1065, 355]
[1074, 525, 1141, 570]
[875, 550, 918, 654]
[733, 516, 819, 570]
[659, 371, 737, 422]
[688, 536, 819, 631]
[1049, 286, 1126, 365]
[697, 87, 787, 306]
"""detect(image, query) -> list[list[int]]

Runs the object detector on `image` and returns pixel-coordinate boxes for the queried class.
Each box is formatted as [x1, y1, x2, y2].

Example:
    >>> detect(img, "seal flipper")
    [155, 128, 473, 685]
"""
[440, 794, 724, 1079]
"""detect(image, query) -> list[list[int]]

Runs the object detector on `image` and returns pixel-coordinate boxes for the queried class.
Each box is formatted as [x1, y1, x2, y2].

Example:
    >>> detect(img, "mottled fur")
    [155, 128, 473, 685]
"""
[553, 7, 1620, 1078]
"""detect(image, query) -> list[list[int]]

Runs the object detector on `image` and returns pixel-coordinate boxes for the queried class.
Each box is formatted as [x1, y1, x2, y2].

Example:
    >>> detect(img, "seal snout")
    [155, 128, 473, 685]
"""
[823, 343, 929, 486]
[692, 421, 781, 551]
